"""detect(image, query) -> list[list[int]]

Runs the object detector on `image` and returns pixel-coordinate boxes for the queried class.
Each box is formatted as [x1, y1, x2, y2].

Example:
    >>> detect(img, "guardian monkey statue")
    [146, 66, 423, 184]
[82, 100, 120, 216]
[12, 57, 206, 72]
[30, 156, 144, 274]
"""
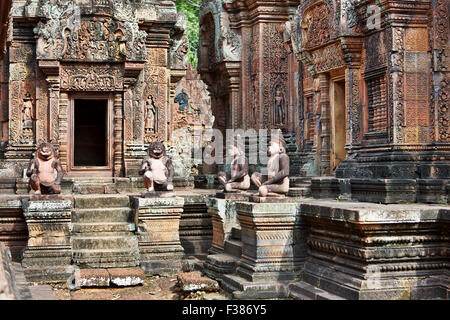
[139, 141, 174, 192]
[251, 130, 290, 197]
[217, 135, 250, 192]
[26, 142, 64, 195]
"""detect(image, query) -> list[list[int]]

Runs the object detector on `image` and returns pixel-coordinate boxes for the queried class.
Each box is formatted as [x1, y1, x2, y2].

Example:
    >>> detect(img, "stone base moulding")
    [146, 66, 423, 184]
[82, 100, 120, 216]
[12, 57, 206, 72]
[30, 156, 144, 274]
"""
[300, 200, 449, 300]
[21, 198, 73, 283]
[132, 196, 185, 275]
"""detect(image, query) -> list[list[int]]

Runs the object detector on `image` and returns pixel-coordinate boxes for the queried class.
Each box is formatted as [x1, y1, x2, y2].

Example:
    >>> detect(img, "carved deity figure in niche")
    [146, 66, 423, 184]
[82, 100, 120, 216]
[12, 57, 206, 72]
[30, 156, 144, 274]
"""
[26, 142, 64, 195]
[218, 135, 250, 192]
[174, 89, 189, 112]
[139, 142, 174, 193]
[21, 93, 34, 141]
[251, 131, 290, 197]
[274, 87, 286, 125]
[144, 95, 157, 134]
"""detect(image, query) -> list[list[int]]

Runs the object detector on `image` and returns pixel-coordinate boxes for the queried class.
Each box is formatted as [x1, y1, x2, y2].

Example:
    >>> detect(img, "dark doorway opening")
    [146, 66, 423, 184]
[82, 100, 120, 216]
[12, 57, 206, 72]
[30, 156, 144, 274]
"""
[74, 99, 107, 167]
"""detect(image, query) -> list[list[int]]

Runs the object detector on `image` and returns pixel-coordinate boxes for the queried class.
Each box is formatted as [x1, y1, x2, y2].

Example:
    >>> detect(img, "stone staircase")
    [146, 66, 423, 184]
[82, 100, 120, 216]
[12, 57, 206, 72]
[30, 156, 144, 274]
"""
[71, 178, 117, 194]
[288, 282, 346, 300]
[283, 132, 303, 176]
[204, 227, 242, 279]
[71, 195, 140, 268]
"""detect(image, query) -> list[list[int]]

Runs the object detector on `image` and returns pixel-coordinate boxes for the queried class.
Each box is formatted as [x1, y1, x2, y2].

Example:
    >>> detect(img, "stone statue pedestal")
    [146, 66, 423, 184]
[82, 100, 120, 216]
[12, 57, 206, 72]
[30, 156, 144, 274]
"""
[234, 201, 305, 282]
[132, 196, 185, 275]
[214, 200, 307, 298]
[21, 198, 73, 283]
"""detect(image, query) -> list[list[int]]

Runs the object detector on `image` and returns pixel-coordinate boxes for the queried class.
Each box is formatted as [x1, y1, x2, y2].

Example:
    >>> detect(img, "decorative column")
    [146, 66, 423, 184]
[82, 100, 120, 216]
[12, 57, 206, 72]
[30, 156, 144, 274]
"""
[113, 92, 123, 177]
[319, 73, 331, 175]
[58, 92, 69, 170]
[225, 62, 242, 129]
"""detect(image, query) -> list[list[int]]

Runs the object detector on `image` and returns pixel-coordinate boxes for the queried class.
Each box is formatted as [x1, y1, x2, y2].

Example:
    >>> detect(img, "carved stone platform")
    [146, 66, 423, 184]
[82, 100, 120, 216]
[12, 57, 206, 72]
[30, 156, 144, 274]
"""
[249, 195, 296, 203]
[215, 191, 253, 200]
[132, 196, 185, 275]
[300, 200, 449, 300]
[21, 198, 73, 283]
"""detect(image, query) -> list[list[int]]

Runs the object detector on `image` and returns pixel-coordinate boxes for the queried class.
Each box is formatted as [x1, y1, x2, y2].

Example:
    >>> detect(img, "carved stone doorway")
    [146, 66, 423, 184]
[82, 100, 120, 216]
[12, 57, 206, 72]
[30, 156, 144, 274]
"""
[67, 94, 114, 177]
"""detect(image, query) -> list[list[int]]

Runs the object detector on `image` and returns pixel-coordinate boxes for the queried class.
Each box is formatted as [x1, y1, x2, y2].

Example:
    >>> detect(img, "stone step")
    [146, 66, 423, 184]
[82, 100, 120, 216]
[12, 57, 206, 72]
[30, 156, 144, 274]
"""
[290, 177, 312, 187]
[231, 227, 241, 241]
[72, 248, 140, 268]
[72, 222, 136, 234]
[73, 256, 140, 269]
[288, 187, 311, 197]
[73, 195, 130, 209]
[74, 184, 117, 195]
[72, 207, 134, 223]
[72, 235, 138, 250]
[204, 253, 238, 275]
[288, 282, 346, 300]
[224, 239, 242, 258]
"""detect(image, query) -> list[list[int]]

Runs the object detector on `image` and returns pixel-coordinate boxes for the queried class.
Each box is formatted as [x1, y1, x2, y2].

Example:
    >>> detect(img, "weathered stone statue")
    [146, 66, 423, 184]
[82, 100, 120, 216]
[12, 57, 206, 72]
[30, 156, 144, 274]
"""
[26, 142, 64, 195]
[139, 141, 174, 193]
[174, 89, 189, 112]
[251, 131, 290, 197]
[218, 136, 250, 192]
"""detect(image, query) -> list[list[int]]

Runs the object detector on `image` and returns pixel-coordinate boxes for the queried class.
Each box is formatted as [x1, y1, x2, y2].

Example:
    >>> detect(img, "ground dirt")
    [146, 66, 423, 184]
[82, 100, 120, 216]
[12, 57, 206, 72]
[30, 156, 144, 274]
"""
[50, 274, 231, 300]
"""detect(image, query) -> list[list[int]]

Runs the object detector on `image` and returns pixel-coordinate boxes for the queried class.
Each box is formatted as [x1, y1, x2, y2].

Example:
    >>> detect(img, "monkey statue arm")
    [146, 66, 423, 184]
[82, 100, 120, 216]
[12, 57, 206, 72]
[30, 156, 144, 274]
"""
[262, 154, 290, 185]
[229, 157, 248, 183]
[26, 158, 38, 178]
[52, 159, 64, 185]
[138, 157, 151, 176]
[166, 158, 174, 184]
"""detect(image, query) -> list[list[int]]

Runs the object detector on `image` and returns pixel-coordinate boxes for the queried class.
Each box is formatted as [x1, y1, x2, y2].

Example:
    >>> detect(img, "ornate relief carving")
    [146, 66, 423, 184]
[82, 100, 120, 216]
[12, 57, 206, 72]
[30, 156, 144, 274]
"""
[20, 92, 34, 143]
[60, 64, 124, 91]
[220, 26, 241, 62]
[390, 27, 406, 143]
[170, 12, 189, 70]
[310, 42, 346, 74]
[302, 2, 332, 49]
[35, 0, 146, 62]
[262, 24, 289, 129]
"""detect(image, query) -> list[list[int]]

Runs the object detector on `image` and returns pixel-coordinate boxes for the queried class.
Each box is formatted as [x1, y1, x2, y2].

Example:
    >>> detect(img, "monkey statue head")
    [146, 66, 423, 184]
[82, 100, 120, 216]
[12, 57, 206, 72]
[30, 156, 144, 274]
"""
[36, 142, 55, 161]
[147, 141, 167, 160]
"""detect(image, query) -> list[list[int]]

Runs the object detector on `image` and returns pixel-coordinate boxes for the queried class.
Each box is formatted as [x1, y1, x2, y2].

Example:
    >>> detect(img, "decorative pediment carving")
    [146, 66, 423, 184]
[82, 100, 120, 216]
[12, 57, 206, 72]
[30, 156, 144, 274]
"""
[34, 0, 147, 62]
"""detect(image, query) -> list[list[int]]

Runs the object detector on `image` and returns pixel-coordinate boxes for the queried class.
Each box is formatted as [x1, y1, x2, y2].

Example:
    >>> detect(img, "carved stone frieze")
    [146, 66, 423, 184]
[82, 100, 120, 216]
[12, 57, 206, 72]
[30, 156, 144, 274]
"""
[60, 64, 124, 91]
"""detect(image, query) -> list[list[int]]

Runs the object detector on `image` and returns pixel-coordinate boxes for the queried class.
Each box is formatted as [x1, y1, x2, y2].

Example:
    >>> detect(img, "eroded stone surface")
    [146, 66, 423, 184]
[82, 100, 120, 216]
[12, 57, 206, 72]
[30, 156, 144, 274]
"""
[177, 271, 220, 293]
[108, 268, 145, 287]
[78, 269, 110, 288]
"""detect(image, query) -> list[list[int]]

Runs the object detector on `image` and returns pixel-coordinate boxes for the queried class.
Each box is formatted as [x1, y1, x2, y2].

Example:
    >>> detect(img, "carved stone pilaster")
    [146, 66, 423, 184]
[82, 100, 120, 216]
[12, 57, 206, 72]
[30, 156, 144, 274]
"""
[345, 67, 362, 148]
[58, 92, 69, 171]
[113, 93, 123, 177]
[319, 73, 331, 175]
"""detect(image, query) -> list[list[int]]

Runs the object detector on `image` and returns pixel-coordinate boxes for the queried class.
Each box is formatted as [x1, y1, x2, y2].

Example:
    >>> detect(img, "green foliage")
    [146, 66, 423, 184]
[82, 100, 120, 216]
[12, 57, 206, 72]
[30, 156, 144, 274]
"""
[175, 0, 201, 68]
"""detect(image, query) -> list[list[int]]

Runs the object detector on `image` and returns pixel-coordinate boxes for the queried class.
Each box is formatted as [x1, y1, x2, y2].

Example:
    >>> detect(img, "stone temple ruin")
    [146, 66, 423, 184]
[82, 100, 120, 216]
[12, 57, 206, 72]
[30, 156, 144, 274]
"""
[0, 0, 449, 300]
